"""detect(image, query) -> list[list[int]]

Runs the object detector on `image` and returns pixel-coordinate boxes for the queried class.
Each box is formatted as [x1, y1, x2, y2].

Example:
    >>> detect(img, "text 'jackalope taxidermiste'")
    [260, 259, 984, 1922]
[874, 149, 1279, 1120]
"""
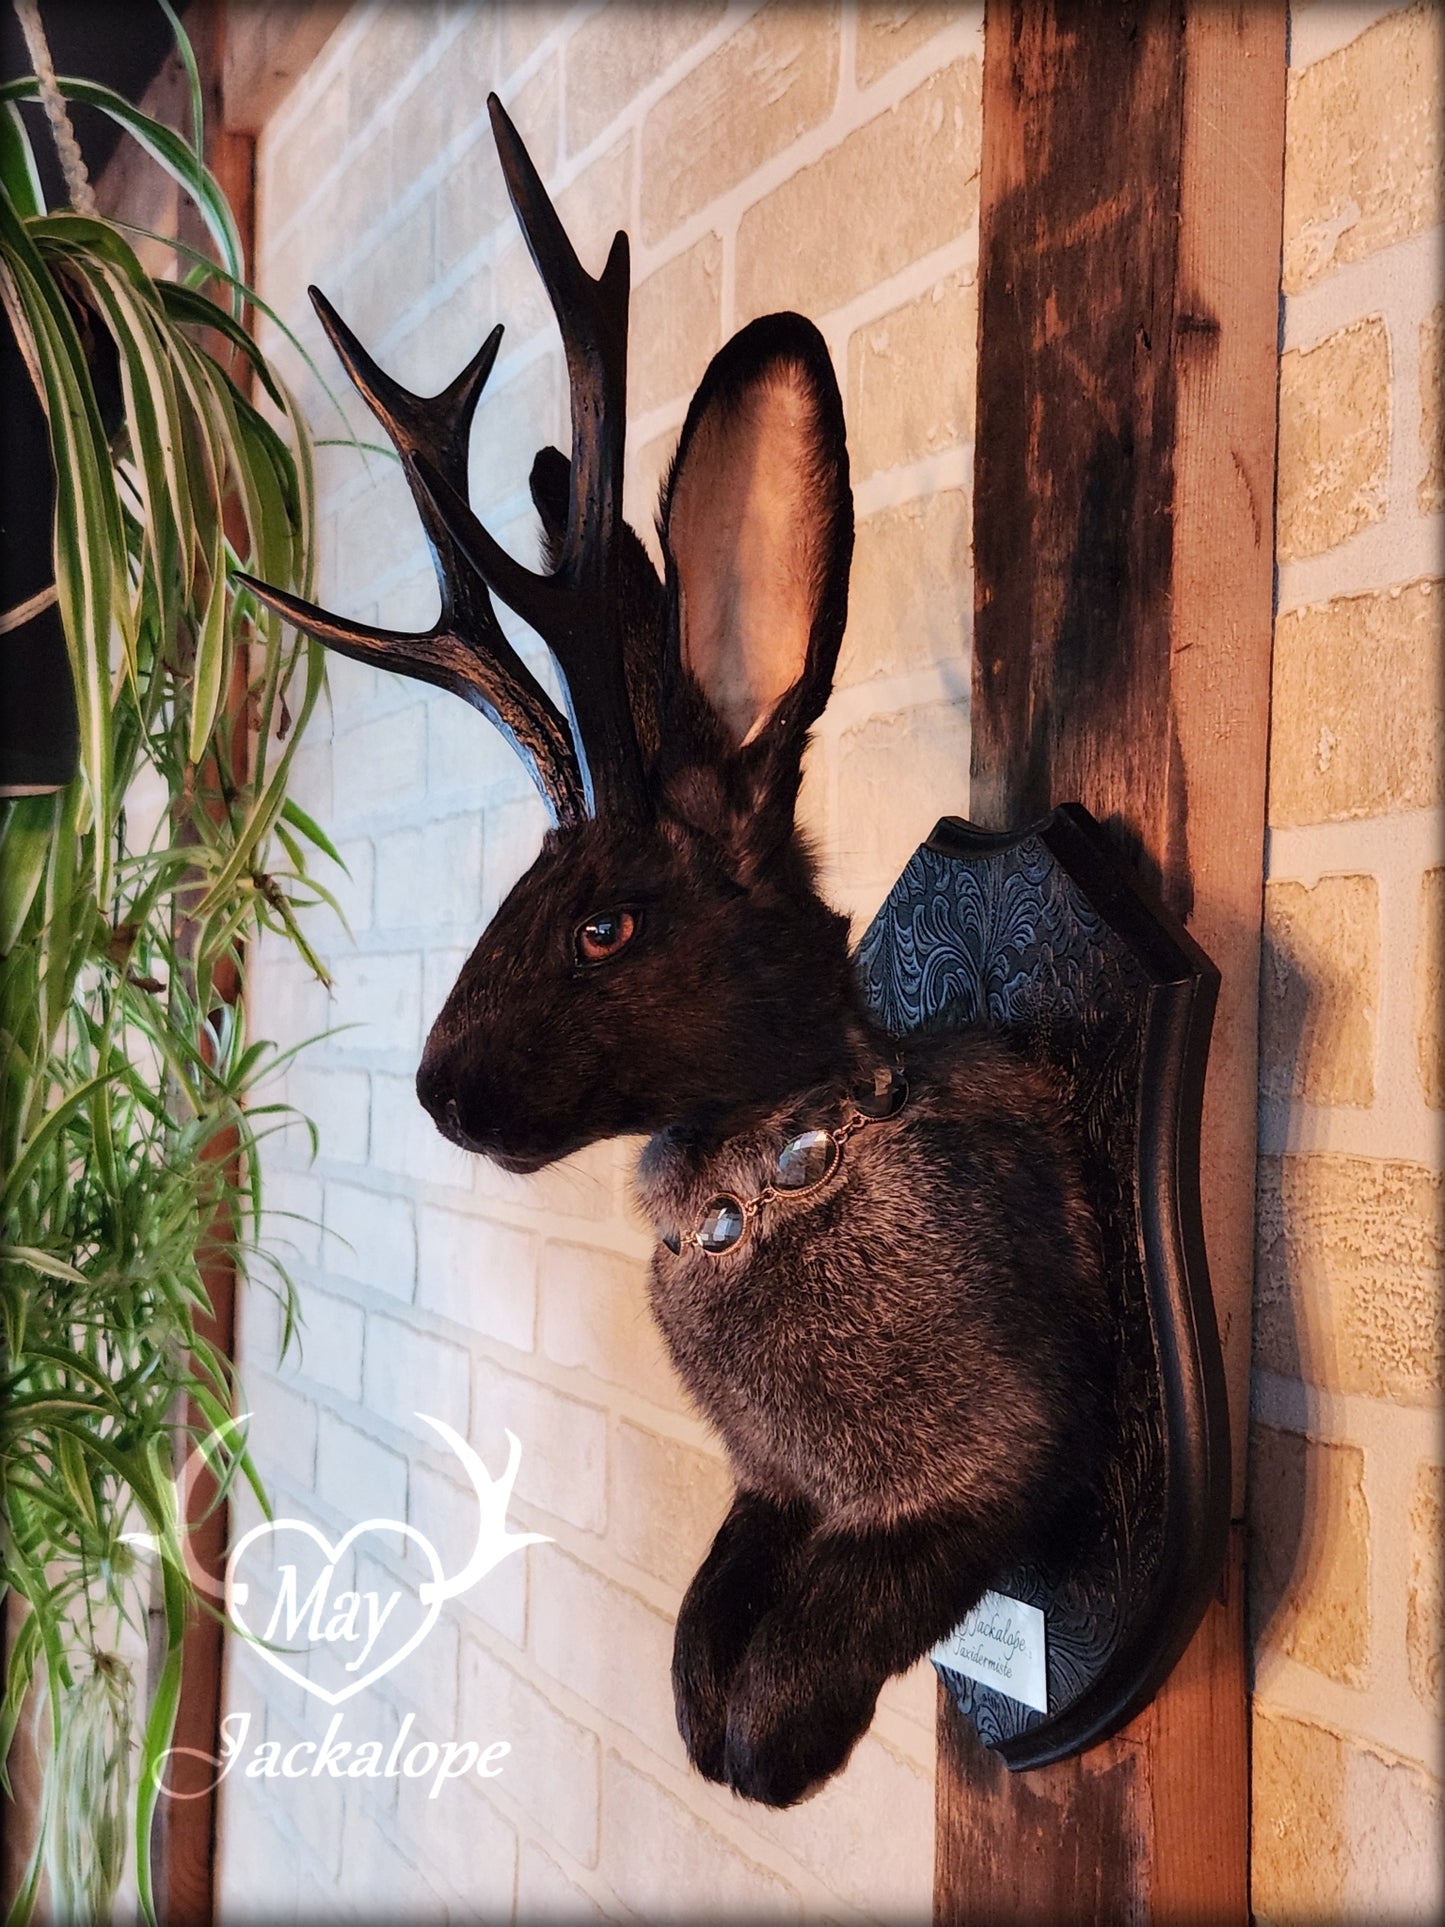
[244, 96, 1108, 1809]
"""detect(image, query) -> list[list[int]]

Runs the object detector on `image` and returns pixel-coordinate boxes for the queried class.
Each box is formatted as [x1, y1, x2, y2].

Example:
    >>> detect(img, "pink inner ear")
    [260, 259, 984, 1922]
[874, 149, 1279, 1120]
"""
[669, 364, 825, 748]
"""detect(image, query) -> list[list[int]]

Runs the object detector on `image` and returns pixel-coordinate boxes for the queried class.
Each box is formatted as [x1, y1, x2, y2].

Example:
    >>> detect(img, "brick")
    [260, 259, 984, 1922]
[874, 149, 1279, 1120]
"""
[468, 353, 562, 514]
[326, 951, 423, 1057]
[1248, 1425, 1370, 1687]
[1254, 1155, 1444, 1403]
[392, 270, 501, 401]
[328, 111, 393, 246]
[391, 40, 480, 188]
[255, 954, 330, 1049]
[1259, 874, 1379, 1107]
[283, 740, 332, 826]
[341, 205, 435, 346]
[331, 837, 374, 936]
[289, 1063, 371, 1164]
[855, 4, 959, 88]
[516, 1840, 607, 1920]
[347, 10, 436, 139]
[640, 4, 841, 244]
[428, 693, 534, 802]
[375, 813, 485, 935]
[363, 1312, 471, 1438]
[369, 1069, 476, 1192]
[566, 3, 726, 155]
[629, 231, 723, 416]
[1418, 869, 1443, 1108]
[338, 1799, 451, 1917]
[260, 1166, 324, 1274]
[1282, 2, 1444, 293]
[332, 705, 428, 823]
[1407, 1459, 1443, 1714]
[499, 2, 569, 81]
[847, 271, 976, 475]
[1267, 580, 1442, 826]
[214, 1783, 300, 1914]
[835, 701, 971, 885]
[600, 1753, 800, 1917]
[264, 71, 347, 237]
[611, 1422, 732, 1591]
[1251, 1709, 1444, 1921]
[438, 130, 513, 274]
[316, 1410, 408, 1523]
[529, 1545, 679, 1754]
[837, 489, 971, 688]
[539, 1240, 684, 1410]
[393, 1769, 517, 1912]
[323, 1181, 416, 1299]
[1276, 317, 1391, 562]
[264, 1706, 347, 1878]
[736, 55, 982, 321]
[243, 1373, 318, 1491]
[293, 1287, 365, 1402]
[416, 1207, 537, 1350]
[740, 1729, 934, 1917]
[1421, 301, 1443, 514]
[409, 1460, 528, 1648]
[473, 1362, 607, 1533]
[473, 1130, 627, 1224]
[460, 1639, 601, 1864]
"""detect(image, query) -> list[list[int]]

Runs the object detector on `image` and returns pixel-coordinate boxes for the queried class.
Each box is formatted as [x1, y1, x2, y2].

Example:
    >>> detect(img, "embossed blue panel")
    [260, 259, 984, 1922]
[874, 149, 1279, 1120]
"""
[855, 806, 1228, 1768]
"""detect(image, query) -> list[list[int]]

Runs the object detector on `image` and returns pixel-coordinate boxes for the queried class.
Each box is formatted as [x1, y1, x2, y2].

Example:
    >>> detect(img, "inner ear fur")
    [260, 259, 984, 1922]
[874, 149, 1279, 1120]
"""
[660, 314, 852, 758]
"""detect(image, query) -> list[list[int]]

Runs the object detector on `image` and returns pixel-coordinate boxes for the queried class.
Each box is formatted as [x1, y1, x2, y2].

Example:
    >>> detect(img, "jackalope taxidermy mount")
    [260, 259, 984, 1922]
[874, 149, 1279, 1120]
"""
[244, 97, 1108, 1808]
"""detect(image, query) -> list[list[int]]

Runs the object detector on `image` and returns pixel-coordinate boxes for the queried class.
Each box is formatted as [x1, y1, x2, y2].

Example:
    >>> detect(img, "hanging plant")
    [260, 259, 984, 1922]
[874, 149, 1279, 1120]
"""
[0, 3, 339, 1918]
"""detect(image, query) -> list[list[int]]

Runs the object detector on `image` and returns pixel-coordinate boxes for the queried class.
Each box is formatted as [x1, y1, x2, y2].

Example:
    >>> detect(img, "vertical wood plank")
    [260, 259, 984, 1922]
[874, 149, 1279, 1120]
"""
[940, 2, 1284, 1918]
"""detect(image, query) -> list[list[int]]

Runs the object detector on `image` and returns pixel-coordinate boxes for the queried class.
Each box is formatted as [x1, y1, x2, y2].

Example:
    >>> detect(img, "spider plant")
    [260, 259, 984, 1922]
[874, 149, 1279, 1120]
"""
[0, 10, 337, 1919]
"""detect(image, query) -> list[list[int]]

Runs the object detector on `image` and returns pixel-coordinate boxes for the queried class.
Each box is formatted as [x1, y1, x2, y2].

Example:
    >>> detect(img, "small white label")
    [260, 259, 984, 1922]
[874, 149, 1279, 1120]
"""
[931, 1591, 1048, 1714]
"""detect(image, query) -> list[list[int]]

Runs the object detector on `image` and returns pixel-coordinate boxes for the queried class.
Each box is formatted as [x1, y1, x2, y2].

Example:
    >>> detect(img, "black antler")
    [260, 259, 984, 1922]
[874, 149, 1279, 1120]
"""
[237, 290, 587, 826]
[239, 92, 650, 825]
[410, 93, 647, 821]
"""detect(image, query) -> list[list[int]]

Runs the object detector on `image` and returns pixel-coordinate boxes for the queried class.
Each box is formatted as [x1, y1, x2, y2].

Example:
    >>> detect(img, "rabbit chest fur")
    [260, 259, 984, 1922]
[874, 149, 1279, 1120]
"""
[637, 1027, 1108, 1540]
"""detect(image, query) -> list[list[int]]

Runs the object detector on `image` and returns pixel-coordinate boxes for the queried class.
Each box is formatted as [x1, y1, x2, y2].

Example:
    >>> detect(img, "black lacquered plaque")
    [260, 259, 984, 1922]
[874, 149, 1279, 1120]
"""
[854, 804, 1228, 1769]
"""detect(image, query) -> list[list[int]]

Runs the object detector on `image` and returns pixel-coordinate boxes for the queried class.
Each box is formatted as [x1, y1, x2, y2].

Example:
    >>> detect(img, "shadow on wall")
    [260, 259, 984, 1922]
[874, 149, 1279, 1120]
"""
[1246, 893, 1371, 1684]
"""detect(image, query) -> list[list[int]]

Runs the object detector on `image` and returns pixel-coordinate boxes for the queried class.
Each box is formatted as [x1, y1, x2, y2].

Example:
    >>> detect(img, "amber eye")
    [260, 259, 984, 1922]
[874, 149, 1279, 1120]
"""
[574, 909, 638, 966]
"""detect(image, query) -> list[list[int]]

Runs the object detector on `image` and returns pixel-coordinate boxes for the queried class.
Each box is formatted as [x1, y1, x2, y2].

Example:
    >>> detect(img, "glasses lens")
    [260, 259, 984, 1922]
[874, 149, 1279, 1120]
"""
[775, 1128, 840, 1193]
[697, 1195, 746, 1252]
[852, 1064, 907, 1118]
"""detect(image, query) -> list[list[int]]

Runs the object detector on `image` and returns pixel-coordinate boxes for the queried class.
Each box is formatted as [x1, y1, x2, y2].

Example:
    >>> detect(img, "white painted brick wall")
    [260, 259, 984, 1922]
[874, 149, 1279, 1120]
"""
[224, 4, 985, 1917]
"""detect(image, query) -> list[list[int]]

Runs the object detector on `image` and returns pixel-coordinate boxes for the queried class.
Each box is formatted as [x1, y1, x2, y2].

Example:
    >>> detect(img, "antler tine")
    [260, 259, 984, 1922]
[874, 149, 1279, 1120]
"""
[237, 287, 588, 827]
[412, 93, 646, 822]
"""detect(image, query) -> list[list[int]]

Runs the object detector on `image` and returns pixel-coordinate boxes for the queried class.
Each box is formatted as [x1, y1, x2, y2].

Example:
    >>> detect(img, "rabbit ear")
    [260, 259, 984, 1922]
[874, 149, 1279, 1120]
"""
[658, 314, 851, 866]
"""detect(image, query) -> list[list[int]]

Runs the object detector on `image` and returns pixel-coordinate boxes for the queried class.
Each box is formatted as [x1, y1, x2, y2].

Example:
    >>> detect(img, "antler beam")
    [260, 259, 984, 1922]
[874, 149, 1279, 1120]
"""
[238, 291, 588, 827]
[411, 93, 647, 822]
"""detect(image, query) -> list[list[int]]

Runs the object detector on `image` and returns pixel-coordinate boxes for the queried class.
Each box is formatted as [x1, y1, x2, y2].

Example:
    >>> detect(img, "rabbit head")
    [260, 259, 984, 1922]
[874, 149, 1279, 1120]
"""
[243, 97, 870, 1173]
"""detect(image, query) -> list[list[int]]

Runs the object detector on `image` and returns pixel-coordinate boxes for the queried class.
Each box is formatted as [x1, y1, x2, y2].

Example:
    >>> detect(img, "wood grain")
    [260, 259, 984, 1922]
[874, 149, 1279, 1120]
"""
[941, 1, 1284, 1917]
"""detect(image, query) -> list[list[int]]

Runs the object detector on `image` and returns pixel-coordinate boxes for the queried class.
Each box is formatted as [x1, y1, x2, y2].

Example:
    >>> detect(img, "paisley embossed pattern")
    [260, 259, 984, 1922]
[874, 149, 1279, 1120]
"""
[856, 833, 1168, 1752]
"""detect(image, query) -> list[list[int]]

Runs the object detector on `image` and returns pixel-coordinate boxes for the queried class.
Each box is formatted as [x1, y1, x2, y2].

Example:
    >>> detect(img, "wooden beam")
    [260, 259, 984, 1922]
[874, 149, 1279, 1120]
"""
[938, 3, 1284, 1919]
[221, 0, 350, 135]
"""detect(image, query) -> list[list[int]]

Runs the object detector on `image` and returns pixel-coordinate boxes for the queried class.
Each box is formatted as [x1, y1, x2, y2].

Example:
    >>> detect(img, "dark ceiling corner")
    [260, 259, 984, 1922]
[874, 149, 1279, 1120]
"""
[1, 0, 188, 209]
